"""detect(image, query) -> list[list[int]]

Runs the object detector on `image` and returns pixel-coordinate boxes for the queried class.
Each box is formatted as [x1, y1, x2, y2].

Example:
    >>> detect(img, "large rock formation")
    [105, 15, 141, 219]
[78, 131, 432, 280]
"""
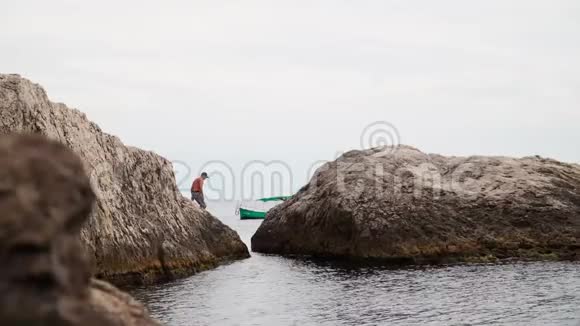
[252, 146, 580, 263]
[0, 134, 159, 325]
[0, 74, 249, 284]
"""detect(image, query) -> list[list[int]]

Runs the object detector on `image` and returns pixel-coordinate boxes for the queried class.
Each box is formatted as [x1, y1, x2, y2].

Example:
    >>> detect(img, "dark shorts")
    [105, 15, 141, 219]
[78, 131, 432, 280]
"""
[191, 191, 206, 209]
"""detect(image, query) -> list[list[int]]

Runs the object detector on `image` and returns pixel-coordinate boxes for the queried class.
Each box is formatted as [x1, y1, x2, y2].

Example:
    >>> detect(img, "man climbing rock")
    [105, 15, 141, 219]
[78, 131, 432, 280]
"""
[191, 172, 209, 209]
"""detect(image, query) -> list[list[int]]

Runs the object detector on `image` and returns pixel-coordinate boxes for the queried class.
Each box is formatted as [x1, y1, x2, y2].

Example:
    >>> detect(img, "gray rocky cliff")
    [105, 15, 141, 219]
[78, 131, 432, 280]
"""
[252, 146, 580, 263]
[0, 74, 249, 284]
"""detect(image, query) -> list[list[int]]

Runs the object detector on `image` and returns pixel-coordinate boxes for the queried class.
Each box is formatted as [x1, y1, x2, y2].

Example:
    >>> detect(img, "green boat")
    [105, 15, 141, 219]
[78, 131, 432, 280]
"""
[236, 196, 292, 220]
[238, 208, 267, 219]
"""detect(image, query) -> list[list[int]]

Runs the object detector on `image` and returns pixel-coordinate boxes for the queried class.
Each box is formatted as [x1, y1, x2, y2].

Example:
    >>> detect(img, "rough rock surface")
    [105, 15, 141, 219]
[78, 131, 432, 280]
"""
[252, 146, 580, 263]
[0, 134, 159, 325]
[0, 74, 249, 284]
[90, 279, 160, 326]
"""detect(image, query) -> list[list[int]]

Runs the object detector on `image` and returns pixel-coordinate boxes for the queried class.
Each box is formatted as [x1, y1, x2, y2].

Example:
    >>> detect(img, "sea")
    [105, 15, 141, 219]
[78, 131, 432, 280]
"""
[130, 201, 580, 326]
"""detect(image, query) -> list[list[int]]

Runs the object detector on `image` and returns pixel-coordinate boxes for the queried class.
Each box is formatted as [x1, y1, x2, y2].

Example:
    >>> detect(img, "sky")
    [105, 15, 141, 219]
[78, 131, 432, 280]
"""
[1, 0, 579, 200]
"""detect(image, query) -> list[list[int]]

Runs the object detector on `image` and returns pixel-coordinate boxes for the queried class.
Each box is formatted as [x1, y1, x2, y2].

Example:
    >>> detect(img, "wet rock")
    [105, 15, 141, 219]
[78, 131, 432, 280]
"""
[252, 146, 580, 263]
[90, 279, 160, 326]
[0, 134, 159, 325]
[0, 74, 249, 284]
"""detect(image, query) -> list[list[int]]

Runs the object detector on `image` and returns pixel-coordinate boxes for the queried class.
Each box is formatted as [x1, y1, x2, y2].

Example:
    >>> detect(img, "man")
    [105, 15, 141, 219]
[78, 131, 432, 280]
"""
[191, 172, 209, 209]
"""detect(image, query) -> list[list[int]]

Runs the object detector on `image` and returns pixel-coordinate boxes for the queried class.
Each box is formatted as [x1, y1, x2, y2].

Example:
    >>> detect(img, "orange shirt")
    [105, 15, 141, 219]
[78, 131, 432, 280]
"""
[191, 177, 204, 192]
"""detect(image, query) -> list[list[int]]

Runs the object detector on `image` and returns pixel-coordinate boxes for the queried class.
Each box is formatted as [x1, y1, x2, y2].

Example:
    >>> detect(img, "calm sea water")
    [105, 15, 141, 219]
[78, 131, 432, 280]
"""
[130, 202, 580, 326]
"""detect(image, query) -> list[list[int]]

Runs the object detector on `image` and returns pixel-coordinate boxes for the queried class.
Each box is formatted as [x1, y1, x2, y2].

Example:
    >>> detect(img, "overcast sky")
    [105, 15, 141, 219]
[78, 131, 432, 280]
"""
[2, 0, 579, 199]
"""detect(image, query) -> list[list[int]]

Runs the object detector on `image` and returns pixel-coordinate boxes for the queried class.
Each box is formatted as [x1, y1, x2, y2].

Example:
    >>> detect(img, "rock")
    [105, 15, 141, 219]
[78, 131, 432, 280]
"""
[252, 146, 580, 263]
[90, 279, 160, 326]
[0, 74, 249, 284]
[0, 134, 159, 325]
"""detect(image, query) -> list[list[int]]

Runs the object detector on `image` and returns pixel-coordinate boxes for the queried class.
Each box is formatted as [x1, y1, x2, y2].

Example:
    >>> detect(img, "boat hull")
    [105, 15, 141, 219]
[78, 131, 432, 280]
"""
[239, 208, 267, 220]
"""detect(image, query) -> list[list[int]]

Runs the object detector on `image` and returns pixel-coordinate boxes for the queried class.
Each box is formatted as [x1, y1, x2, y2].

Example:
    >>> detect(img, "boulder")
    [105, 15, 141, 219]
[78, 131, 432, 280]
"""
[90, 279, 160, 326]
[0, 134, 159, 325]
[0, 74, 249, 284]
[252, 146, 580, 263]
